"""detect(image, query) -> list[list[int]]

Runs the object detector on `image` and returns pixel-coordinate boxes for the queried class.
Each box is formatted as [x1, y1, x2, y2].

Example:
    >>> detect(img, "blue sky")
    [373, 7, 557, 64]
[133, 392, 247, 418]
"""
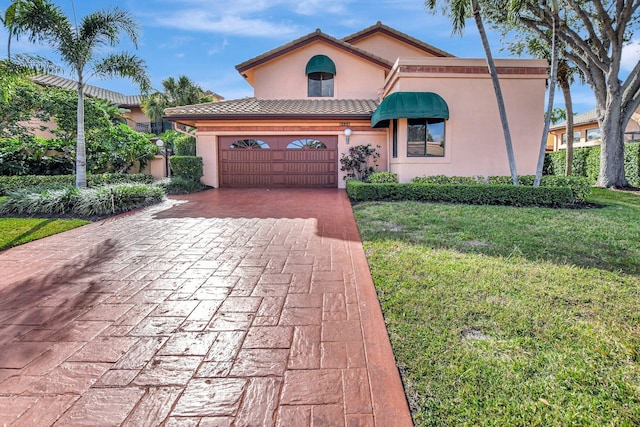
[2, 0, 639, 114]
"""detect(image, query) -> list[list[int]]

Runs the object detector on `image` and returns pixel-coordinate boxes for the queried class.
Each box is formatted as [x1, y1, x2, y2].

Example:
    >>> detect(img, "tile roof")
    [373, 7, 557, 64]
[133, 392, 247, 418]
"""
[235, 29, 393, 73]
[342, 21, 454, 58]
[30, 74, 142, 106]
[550, 109, 598, 130]
[164, 98, 379, 119]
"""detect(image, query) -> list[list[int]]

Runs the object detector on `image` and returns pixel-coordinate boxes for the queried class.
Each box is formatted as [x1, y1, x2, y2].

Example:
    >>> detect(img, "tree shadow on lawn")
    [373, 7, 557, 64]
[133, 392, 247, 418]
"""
[355, 202, 640, 276]
[1, 218, 56, 251]
[0, 239, 120, 352]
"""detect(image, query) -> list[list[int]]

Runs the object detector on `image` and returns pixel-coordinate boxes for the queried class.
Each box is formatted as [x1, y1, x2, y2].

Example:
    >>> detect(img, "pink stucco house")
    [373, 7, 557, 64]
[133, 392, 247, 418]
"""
[164, 22, 548, 188]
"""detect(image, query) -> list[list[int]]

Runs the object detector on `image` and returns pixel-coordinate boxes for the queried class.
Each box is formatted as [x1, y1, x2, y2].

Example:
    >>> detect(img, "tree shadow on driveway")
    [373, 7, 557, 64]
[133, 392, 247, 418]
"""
[0, 239, 120, 354]
[152, 188, 361, 241]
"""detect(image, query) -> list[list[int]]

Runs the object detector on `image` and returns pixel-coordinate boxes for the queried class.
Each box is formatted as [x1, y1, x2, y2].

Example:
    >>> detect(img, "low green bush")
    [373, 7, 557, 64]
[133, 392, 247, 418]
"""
[155, 177, 207, 194]
[0, 173, 154, 195]
[347, 180, 574, 207]
[368, 171, 398, 183]
[72, 184, 164, 216]
[170, 156, 203, 182]
[0, 183, 163, 216]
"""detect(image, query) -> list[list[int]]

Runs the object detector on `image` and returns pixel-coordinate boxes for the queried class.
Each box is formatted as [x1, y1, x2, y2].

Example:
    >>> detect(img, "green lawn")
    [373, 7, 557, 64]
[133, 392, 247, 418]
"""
[353, 188, 640, 426]
[0, 217, 90, 251]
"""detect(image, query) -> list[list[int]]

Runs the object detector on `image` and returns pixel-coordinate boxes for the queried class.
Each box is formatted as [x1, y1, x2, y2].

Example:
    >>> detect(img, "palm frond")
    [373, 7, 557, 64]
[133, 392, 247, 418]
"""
[79, 7, 139, 49]
[93, 52, 151, 93]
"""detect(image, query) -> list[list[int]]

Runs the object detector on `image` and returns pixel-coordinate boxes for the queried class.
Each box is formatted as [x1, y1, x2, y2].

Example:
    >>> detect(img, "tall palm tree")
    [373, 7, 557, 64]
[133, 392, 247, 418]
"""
[533, 0, 559, 186]
[7, 0, 150, 188]
[557, 59, 576, 176]
[425, 0, 518, 185]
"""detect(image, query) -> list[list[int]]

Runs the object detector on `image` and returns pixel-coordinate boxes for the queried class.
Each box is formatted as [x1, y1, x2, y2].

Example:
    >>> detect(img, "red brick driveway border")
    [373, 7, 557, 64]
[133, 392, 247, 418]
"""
[0, 188, 412, 426]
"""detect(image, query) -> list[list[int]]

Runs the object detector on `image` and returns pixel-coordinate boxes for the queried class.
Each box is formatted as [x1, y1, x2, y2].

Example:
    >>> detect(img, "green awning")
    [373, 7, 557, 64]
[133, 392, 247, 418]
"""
[305, 55, 336, 75]
[371, 92, 449, 128]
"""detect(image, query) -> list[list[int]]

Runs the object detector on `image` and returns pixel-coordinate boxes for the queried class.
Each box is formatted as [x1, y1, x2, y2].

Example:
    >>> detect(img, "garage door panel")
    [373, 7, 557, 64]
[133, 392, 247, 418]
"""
[219, 136, 338, 188]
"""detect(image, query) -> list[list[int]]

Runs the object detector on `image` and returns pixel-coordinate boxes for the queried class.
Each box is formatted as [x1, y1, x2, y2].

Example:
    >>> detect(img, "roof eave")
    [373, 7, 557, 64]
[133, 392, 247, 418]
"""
[165, 113, 373, 122]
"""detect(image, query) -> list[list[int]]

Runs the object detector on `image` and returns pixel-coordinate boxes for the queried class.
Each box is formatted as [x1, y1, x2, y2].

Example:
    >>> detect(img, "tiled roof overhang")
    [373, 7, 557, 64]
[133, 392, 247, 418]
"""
[30, 74, 141, 106]
[164, 98, 379, 122]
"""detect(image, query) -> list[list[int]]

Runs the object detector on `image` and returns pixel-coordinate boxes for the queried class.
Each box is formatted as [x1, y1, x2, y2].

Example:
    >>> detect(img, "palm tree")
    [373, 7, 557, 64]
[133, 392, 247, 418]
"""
[425, 0, 518, 185]
[7, 0, 150, 188]
[142, 75, 215, 123]
[533, 0, 559, 186]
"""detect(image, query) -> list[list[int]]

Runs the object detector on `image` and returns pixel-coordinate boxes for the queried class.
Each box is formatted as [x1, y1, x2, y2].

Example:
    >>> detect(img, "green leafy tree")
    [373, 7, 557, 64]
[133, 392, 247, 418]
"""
[7, 0, 151, 187]
[425, 0, 519, 185]
[489, 0, 640, 188]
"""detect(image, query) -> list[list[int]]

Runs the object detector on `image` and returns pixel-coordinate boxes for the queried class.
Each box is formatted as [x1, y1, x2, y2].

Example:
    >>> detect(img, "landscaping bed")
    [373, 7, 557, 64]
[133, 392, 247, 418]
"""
[353, 188, 640, 425]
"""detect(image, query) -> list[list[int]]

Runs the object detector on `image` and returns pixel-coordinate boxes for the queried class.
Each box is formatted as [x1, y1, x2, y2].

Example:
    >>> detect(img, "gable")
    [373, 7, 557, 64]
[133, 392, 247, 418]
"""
[236, 30, 391, 87]
[249, 40, 389, 100]
[344, 22, 453, 62]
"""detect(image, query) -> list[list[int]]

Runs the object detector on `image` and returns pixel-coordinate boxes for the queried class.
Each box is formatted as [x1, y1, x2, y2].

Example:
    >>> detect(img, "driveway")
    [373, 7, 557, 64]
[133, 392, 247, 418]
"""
[0, 188, 411, 426]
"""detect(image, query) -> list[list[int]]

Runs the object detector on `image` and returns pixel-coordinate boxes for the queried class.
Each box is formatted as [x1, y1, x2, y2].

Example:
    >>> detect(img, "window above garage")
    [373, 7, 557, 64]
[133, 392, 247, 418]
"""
[306, 55, 336, 97]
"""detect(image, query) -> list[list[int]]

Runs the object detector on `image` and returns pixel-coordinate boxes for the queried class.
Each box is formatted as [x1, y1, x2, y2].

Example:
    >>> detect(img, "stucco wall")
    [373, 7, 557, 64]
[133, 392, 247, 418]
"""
[385, 59, 547, 181]
[124, 107, 150, 128]
[251, 41, 387, 100]
[348, 33, 437, 62]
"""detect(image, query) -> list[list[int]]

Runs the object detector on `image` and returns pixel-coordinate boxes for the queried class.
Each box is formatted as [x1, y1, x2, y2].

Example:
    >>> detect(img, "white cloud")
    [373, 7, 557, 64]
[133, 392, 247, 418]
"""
[294, 0, 348, 15]
[176, 53, 185, 58]
[154, 12, 300, 38]
[158, 36, 194, 49]
[621, 39, 640, 72]
[208, 38, 229, 55]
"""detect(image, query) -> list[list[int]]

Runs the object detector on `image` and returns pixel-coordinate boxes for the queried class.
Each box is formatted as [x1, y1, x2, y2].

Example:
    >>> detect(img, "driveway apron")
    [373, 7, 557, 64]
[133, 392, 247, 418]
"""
[0, 188, 412, 426]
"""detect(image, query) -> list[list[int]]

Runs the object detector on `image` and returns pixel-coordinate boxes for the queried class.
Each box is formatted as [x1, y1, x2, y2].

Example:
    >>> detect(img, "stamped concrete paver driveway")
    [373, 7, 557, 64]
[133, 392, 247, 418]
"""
[0, 189, 411, 426]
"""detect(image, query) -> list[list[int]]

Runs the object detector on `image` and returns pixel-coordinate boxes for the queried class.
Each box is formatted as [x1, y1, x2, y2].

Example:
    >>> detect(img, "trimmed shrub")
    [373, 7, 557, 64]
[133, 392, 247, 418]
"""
[487, 175, 591, 202]
[0, 173, 153, 195]
[347, 180, 575, 207]
[170, 156, 203, 182]
[368, 171, 398, 183]
[544, 143, 640, 186]
[624, 143, 640, 187]
[158, 130, 196, 157]
[412, 175, 482, 185]
[155, 177, 207, 194]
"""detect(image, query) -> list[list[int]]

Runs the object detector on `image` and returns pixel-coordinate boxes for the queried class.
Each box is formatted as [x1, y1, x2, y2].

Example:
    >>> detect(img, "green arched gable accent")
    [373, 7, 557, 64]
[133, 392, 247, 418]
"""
[371, 92, 449, 128]
[305, 55, 337, 75]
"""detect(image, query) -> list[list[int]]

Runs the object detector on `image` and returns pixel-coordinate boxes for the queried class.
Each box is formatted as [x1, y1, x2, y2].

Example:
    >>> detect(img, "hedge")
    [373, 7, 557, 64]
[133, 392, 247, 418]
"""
[0, 173, 154, 195]
[170, 156, 203, 182]
[347, 180, 575, 207]
[544, 142, 640, 186]
[411, 174, 590, 202]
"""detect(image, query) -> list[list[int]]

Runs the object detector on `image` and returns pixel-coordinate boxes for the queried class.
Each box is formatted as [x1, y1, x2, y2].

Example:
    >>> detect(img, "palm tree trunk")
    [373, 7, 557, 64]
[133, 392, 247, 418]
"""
[562, 81, 574, 175]
[472, 1, 518, 185]
[534, 2, 559, 186]
[75, 78, 87, 188]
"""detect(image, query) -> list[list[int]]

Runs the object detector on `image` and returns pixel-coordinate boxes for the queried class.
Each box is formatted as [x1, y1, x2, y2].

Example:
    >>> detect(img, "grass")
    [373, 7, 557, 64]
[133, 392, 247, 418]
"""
[353, 188, 640, 426]
[0, 217, 90, 251]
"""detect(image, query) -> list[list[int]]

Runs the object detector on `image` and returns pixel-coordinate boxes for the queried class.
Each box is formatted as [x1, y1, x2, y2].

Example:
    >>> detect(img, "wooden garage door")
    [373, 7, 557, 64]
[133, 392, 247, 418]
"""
[219, 136, 338, 188]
